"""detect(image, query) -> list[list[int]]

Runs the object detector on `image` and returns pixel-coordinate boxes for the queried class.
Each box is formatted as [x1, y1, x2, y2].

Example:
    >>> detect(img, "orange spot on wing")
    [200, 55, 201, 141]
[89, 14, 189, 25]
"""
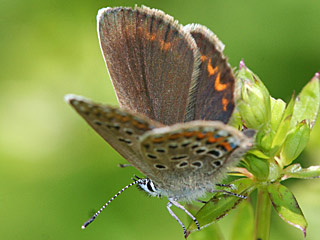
[207, 137, 216, 143]
[197, 132, 205, 139]
[184, 131, 195, 138]
[161, 41, 171, 51]
[142, 29, 171, 52]
[152, 137, 165, 143]
[222, 97, 229, 111]
[137, 124, 148, 129]
[121, 116, 129, 122]
[207, 136, 224, 143]
[220, 142, 232, 151]
[169, 133, 182, 140]
[140, 29, 157, 43]
[207, 59, 218, 76]
[132, 120, 148, 130]
[201, 55, 208, 62]
[150, 33, 156, 41]
[214, 73, 228, 91]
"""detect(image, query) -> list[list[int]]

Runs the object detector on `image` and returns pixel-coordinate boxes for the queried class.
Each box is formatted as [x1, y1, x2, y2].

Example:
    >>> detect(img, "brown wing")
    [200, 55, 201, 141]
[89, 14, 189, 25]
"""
[184, 24, 235, 123]
[65, 94, 163, 175]
[97, 6, 200, 125]
[139, 121, 253, 196]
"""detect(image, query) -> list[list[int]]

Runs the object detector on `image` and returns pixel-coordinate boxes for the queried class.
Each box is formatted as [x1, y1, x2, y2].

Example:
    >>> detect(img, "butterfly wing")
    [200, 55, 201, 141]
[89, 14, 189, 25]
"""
[139, 121, 254, 200]
[98, 6, 200, 125]
[65, 94, 163, 176]
[184, 24, 235, 123]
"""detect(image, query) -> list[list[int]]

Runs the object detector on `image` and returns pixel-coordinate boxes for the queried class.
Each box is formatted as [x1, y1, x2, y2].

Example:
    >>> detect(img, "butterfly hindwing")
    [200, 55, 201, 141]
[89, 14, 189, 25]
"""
[98, 6, 200, 125]
[139, 121, 253, 196]
[65, 94, 163, 175]
[184, 24, 235, 123]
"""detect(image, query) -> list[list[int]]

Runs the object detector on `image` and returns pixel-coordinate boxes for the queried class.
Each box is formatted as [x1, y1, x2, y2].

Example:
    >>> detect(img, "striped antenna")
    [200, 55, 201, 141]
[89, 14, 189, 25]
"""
[81, 177, 144, 229]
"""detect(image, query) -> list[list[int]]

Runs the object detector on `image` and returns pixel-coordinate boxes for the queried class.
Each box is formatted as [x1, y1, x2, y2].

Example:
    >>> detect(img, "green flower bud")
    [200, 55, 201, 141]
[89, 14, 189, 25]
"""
[270, 97, 286, 134]
[271, 94, 295, 154]
[244, 153, 269, 180]
[228, 108, 242, 129]
[258, 98, 287, 154]
[236, 60, 271, 130]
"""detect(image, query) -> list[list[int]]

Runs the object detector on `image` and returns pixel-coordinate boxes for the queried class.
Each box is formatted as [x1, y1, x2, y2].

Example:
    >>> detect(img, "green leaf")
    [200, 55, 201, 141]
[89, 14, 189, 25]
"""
[282, 163, 320, 180]
[280, 120, 311, 166]
[187, 178, 255, 234]
[230, 200, 254, 240]
[268, 183, 307, 237]
[291, 73, 320, 129]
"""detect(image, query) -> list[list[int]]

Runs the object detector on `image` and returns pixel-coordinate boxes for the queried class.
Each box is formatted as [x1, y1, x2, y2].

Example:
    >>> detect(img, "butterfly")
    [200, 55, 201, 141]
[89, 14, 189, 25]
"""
[66, 5, 254, 238]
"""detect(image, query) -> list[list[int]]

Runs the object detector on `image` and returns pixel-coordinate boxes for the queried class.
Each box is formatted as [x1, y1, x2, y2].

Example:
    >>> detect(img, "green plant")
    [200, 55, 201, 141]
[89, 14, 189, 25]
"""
[187, 60, 320, 240]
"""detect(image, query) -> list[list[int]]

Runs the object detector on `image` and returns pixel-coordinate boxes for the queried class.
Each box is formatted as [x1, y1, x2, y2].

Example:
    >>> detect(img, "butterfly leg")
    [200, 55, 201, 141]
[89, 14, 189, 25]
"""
[167, 201, 187, 237]
[215, 183, 235, 190]
[167, 198, 200, 237]
[212, 189, 247, 199]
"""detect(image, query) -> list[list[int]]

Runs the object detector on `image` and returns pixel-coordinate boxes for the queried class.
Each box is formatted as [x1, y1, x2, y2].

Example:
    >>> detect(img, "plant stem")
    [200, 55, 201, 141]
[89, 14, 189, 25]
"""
[254, 186, 271, 240]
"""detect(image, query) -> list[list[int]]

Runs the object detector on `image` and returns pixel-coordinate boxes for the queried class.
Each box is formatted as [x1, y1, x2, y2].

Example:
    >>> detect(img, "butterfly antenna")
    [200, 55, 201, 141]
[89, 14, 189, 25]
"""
[81, 178, 143, 229]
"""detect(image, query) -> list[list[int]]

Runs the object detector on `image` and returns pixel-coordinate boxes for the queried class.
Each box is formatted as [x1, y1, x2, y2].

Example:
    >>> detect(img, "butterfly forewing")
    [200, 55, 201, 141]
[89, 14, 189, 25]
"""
[138, 121, 253, 199]
[184, 24, 235, 123]
[65, 94, 164, 175]
[98, 6, 200, 125]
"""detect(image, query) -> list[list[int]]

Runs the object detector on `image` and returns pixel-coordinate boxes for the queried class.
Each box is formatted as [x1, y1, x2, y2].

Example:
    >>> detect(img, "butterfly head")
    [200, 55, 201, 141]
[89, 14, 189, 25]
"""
[135, 177, 162, 198]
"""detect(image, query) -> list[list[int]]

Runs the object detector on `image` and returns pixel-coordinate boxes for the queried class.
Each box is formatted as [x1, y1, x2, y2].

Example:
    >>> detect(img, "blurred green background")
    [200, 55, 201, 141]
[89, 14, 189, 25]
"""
[1, 0, 319, 239]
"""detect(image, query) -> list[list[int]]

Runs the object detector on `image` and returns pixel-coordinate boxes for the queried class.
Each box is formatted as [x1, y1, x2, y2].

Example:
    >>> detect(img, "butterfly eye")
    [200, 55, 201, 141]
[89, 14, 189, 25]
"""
[146, 180, 155, 192]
